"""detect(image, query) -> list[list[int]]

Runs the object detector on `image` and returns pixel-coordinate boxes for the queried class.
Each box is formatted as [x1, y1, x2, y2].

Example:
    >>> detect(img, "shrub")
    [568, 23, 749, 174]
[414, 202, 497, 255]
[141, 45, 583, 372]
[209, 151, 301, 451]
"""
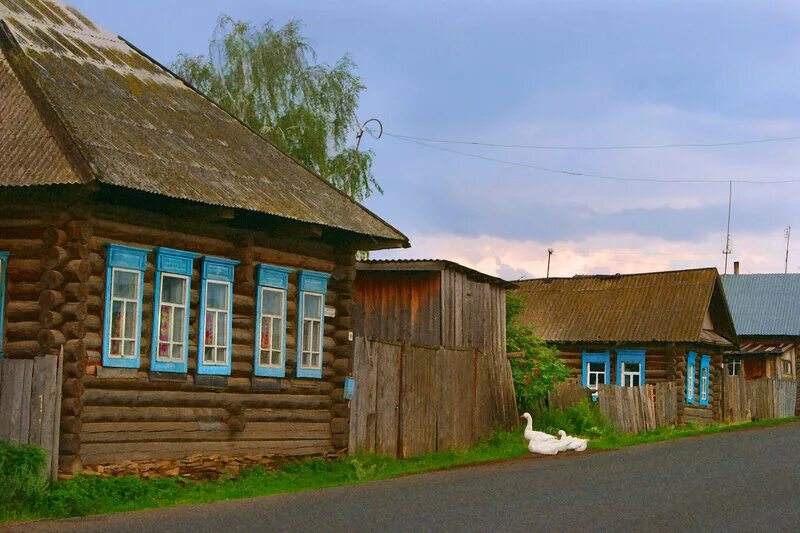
[531, 400, 614, 438]
[506, 294, 570, 413]
[0, 441, 48, 509]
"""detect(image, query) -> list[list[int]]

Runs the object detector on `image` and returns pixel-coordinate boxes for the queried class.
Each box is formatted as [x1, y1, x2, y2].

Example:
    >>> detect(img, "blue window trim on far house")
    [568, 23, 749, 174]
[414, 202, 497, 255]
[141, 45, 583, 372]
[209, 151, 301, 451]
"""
[102, 244, 150, 369]
[616, 349, 646, 386]
[150, 248, 199, 374]
[254, 264, 293, 378]
[581, 351, 610, 401]
[686, 352, 697, 405]
[296, 270, 331, 379]
[197, 256, 240, 376]
[0, 251, 9, 359]
[699, 354, 711, 407]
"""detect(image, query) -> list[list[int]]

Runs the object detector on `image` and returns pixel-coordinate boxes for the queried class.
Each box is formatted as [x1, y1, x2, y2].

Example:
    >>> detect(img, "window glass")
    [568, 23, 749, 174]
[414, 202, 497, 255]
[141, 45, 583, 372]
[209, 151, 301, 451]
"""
[301, 292, 323, 369]
[206, 281, 228, 309]
[258, 287, 285, 369]
[203, 280, 230, 365]
[112, 270, 138, 299]
[156, 274, 188, 363]
[622, 362, 641, 387]
[161, 275, 186, 305]
[108, 269, 140, 359]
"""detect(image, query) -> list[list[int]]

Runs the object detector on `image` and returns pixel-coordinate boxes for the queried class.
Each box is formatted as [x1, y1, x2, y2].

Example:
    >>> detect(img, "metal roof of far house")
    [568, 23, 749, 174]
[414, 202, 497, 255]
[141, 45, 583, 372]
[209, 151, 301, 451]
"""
[512, 268, 737, 346]
[721, 274, 800, 337]
[0, 0, 407, 246]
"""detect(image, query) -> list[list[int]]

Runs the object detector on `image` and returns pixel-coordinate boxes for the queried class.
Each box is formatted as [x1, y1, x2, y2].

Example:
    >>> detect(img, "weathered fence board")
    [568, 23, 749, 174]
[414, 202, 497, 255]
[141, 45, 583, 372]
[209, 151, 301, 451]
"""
[598, 383, 676, 434]
[350, 338, 516, 457]
[401, 344, 438, 458]
[374, 341, 401, 456]
[723, 377, 797, 423]
[548, 382, 590, 411]
[0, 354, 62, 479]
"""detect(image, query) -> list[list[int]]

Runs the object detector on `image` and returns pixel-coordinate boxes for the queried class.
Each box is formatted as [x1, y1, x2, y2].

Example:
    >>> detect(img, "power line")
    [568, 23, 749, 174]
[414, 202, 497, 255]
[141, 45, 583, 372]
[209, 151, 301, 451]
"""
[384, 131, 800, 151]
[386, 134, 800, 185]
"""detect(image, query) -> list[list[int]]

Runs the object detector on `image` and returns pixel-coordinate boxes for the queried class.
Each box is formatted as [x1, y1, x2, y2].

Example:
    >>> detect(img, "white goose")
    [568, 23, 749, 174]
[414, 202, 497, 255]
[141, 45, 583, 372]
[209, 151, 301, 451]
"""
[557, 430, 589, 452]
[527, 436, 568, 455]
[520, 413, 559, 443]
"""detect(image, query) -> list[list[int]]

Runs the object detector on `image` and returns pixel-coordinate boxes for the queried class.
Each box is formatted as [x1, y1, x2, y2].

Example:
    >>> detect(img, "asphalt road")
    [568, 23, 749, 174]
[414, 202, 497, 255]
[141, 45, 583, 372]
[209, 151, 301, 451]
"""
[14, 423, 800, 533]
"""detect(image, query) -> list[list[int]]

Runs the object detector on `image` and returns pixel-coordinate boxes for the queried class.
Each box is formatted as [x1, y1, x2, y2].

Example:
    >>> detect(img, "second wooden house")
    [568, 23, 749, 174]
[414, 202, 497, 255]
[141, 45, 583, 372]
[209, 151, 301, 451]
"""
[512, 268, 738, 424]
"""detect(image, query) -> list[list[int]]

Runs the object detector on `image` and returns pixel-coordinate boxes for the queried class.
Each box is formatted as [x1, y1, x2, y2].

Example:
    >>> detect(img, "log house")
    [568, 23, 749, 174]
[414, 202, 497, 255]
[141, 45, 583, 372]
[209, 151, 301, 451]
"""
[512, 269, 738, 424]
[0, 0, 408, 474]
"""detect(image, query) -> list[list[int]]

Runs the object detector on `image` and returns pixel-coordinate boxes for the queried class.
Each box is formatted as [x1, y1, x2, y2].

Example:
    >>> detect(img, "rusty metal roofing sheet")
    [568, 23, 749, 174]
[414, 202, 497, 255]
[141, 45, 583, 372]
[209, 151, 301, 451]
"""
[727, 342, 795, 358]
[358, 259, 517, 289]
[0, 0, 407, 244]
[512, 268, 735, 344]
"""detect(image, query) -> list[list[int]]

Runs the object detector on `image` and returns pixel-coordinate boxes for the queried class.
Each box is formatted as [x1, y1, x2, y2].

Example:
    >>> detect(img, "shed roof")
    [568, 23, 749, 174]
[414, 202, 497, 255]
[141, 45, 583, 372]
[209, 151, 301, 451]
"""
[0, 0, 407, 246]
[727, 341, 795, 358]
[357, 259, 517, 289]
[512, 268, 736, 346]
[720, 274, 800, 337]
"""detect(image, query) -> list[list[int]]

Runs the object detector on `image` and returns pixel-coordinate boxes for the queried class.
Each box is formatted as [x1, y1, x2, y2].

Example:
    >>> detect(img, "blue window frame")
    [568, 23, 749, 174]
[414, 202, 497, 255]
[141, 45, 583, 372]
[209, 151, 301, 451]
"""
[254, 264, 292, 377]
[699, 354, 711, 407]
[686, 352, 697, 405]
[297, 270, 331, 379]
[150, 248, 199, 373]
[616, 349, 646, 387]
[197, 256, 239, 376]
[581, 351, 610, 401]
[102, 244, 149, 368]
[0, 251, 9, 359]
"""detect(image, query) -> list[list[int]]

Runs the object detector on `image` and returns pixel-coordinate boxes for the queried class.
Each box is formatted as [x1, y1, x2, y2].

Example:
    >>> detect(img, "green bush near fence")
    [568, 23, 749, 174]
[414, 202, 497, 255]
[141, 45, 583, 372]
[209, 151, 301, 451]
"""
[532, 400, 614, 438]
[0, 441, 48, 510]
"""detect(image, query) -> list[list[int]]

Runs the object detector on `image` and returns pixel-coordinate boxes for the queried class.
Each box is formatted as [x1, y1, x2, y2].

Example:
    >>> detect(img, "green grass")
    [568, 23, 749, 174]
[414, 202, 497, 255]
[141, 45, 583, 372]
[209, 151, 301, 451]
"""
[3, 414, 798, 524]
[589, 415, 800, 449]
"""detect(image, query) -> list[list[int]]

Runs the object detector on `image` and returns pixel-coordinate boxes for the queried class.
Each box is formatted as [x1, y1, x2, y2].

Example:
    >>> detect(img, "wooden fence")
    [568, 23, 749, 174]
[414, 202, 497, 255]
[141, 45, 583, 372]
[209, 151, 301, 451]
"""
[597, 383, 677, 434]
[0, 353, 63, 479]
[723, 377, 798, 423]
[349, 337, 517, 457]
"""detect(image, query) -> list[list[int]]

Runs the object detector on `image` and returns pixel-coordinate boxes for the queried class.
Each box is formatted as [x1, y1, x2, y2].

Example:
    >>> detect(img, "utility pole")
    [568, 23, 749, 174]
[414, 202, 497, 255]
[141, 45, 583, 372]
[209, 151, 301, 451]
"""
[723, 181, 732, 274]
[785, 226, 791, 274]
[546, 248, 553, 278]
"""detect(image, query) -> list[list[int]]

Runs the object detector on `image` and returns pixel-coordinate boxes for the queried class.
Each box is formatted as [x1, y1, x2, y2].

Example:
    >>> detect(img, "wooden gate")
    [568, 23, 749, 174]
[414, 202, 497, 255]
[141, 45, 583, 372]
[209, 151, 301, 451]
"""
[0, 353, 63, 479]
[349, 337, 517, 457]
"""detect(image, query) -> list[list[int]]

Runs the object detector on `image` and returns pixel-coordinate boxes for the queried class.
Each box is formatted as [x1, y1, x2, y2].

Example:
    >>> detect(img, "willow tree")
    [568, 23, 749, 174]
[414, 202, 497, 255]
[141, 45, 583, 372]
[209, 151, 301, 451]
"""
[172, 17, 381, 201]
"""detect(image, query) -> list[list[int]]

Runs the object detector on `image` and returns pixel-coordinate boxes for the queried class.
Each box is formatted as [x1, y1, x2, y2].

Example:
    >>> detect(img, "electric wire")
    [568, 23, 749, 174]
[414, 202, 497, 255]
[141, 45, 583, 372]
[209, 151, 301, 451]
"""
[386, 134, 800, 184]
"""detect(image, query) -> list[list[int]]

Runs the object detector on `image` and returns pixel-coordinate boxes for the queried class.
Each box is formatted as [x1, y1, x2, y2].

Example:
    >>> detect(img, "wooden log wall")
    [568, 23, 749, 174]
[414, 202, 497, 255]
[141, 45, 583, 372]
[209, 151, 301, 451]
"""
[556, 344, 672, 385]
[57, 208, 355, 468]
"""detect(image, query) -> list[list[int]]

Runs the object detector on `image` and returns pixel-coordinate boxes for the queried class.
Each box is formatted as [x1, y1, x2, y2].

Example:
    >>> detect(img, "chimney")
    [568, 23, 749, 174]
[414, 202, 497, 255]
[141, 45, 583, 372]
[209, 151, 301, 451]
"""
[733, 261, 740, 275]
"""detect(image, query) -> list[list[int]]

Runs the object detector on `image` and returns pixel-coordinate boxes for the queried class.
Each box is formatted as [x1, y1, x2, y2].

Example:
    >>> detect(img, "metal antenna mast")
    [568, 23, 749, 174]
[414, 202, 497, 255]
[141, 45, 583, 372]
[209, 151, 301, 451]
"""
[723, 181, 733, 274]
[785, 226, 792, 274]
[546, 248, 554, 278]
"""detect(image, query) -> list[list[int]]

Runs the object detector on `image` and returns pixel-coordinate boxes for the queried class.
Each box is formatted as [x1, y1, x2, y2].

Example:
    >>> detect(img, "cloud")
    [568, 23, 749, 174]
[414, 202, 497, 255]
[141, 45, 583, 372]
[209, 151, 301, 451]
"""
[377, 228, 794, 279]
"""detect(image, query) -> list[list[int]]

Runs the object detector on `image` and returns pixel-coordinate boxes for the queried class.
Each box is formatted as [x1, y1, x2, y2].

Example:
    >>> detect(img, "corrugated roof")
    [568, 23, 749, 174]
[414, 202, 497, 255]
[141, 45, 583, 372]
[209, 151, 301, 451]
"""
[0, 0, 407, 245]
[720, 274, 800, 336]
[512, 268, 736, 345]
[357, 259, 517, 288]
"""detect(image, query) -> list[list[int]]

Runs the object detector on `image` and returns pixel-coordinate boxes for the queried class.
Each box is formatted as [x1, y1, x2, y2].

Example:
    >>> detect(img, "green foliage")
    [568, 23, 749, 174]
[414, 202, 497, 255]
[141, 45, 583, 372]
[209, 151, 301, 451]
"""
[0, 441, 48, 510]
[172, 17, 381, 202]
[531, 400, 614, 438]
[506, 293, 570, 413]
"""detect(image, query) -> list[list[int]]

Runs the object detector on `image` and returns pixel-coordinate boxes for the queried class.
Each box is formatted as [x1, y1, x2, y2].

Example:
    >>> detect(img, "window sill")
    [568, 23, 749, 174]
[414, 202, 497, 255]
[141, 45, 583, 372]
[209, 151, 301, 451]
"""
[96, 366, 140, 379]
[195, 374, 228, 390]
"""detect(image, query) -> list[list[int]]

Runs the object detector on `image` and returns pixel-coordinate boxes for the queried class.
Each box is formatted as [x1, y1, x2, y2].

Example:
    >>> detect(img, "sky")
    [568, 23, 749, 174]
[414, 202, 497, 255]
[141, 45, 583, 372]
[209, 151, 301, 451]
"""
[69, 0, 800, 279]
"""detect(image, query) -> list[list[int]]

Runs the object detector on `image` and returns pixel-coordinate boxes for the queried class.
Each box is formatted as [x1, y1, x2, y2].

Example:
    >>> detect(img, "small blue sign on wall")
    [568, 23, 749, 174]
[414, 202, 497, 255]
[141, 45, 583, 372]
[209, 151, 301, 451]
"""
[344, 377, 355, 400]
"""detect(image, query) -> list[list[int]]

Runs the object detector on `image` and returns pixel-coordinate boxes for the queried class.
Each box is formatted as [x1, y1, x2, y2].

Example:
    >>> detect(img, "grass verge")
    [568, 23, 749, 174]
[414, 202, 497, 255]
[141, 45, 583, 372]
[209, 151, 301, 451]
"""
[2, 415, 798, 523]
